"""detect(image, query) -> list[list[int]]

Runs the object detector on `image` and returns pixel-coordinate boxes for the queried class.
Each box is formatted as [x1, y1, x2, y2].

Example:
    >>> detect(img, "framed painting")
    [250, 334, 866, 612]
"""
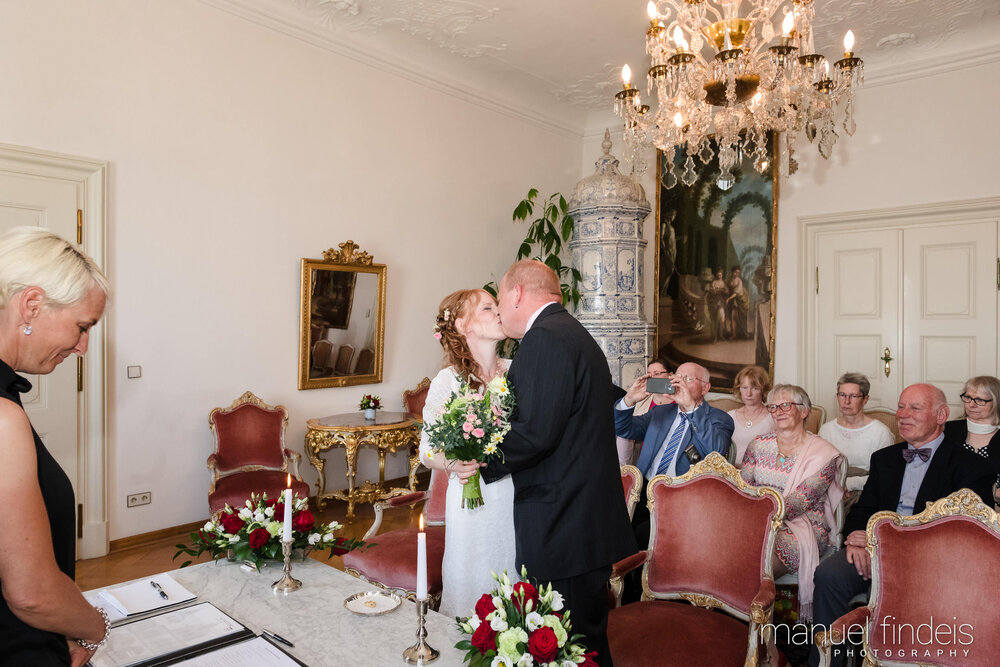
[653, 133, 778, 392]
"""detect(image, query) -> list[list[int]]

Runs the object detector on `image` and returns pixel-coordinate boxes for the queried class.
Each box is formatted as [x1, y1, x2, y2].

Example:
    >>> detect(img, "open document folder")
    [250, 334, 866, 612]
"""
[88, 602, 254, 667]
[96, 573, 197, 617]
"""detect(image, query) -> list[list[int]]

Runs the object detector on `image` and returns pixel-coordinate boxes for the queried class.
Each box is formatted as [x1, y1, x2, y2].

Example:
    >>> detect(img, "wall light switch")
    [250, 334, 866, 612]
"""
[127, 365, 142, 379]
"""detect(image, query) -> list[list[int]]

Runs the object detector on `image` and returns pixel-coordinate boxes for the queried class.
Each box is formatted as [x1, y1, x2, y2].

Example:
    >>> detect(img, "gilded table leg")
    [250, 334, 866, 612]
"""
[343, 435, 360, 521]
[304, 429, 329, 510]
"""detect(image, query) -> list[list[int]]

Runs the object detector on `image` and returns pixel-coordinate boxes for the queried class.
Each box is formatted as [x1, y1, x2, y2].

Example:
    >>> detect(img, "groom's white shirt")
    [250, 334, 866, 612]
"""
[523, 300, 559, 336]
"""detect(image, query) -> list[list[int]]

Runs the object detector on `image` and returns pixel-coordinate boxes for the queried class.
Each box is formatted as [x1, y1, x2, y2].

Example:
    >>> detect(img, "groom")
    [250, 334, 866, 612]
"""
[477, 259, 637, 667]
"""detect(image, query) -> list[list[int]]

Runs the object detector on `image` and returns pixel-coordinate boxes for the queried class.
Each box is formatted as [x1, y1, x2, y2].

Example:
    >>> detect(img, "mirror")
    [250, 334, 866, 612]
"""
[298, 241, 386, 389]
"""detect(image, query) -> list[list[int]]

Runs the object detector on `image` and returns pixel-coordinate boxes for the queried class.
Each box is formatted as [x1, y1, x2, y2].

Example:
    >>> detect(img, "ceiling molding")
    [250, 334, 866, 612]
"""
[198, 0, 585, 138]
[862, 41, 1000, 88]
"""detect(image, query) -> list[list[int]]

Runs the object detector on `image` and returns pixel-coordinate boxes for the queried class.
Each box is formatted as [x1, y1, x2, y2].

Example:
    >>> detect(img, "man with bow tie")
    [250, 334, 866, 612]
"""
[810, 383, 994, 666]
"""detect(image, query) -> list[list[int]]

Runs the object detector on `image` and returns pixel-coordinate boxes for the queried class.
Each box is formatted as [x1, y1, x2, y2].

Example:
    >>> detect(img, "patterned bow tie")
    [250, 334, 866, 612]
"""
[901, 447, 931, 463]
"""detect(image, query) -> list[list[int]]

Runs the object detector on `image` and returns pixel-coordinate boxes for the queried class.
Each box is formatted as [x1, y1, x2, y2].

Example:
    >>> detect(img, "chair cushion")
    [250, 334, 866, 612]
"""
[343, 526, 445, 595]
[209, 471, 310, 513]
[424, 469, 448, 525]
[609, 600, 751, 666]
[212, 404, 286, 471]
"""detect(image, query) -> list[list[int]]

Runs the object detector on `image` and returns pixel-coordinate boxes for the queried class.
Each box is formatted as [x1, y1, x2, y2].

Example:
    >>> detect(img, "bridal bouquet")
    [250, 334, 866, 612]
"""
[423, 374, 515, 509]
[174, 492, 365, 571]
[456, 567, 597, 667]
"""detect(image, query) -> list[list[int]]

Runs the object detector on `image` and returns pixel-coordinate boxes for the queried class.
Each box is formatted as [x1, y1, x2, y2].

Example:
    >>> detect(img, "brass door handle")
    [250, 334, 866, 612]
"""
[880, 347, 893, 378]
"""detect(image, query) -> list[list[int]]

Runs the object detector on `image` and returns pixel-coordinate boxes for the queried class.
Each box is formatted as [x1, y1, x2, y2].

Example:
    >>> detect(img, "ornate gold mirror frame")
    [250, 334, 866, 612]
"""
[298, 241, 386, 390]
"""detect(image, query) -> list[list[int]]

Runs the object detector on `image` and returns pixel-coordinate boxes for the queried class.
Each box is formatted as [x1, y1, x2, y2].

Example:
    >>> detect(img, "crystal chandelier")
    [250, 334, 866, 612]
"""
[614, 0, 863, 189]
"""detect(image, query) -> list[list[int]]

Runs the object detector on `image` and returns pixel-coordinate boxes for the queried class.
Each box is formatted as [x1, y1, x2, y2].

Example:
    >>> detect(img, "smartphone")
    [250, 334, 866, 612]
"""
[646, 377, 676, 394]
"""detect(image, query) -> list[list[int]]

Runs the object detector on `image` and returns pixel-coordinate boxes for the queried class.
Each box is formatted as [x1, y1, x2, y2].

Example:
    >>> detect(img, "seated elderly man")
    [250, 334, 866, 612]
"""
[810, 383, 994, 667]
[614, 361, 733, 603]
[615, 356, 674, 466]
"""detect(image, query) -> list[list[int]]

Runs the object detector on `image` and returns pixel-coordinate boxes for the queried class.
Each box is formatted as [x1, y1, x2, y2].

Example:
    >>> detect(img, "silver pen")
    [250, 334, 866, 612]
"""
[262, 629, 295, 648]
[150, 580, 169, 600]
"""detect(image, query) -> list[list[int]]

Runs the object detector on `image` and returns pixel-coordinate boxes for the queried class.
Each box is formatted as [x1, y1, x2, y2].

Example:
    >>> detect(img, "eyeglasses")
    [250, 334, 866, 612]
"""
[960, 393, 994, 407]
[765, 401, 803, 413]
[676, 375, 707, 385]
[836, 392, 865, 400]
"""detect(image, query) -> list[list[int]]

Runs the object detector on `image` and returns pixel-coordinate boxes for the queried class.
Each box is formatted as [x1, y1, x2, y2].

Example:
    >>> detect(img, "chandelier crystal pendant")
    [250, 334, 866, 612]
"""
[615, 0, 863, 189]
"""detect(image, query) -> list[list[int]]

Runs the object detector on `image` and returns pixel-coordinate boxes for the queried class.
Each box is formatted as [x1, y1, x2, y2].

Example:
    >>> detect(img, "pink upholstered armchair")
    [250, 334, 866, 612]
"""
[207, 391, 310, 514]
[402, 377, 431, 489]
[816, 488, 1000, 667]
[342, 467, 447, 607]
[608, 452, 786, 666]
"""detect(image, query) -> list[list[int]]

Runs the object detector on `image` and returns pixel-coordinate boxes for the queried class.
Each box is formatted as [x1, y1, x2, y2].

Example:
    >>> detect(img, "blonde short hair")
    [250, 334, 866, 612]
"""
[0, 226, 109, 309]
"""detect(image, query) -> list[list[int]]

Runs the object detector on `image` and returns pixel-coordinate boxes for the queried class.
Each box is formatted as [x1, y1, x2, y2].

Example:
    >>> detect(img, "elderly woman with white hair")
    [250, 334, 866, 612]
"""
[740, 383, 843, 621]
[0, 227, 111, 665]
[944, 375, 1000, 507]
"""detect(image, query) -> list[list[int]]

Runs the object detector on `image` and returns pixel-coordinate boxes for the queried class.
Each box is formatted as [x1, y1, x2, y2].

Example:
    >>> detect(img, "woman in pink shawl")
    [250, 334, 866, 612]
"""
[740, 383, 844, 620]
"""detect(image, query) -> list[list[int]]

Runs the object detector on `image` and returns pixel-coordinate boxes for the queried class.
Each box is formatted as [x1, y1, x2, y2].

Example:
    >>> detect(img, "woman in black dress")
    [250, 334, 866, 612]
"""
[944, 375, 1000, 508]
[0, 227, 111, 665]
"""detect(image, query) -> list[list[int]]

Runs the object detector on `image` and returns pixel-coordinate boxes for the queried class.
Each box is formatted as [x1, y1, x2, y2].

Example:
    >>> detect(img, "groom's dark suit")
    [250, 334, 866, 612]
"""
[483, 303, 637, 666]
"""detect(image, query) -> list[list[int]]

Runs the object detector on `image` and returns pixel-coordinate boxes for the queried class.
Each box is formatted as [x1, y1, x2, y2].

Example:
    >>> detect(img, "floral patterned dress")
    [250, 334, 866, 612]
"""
[740, 433, 840, 572]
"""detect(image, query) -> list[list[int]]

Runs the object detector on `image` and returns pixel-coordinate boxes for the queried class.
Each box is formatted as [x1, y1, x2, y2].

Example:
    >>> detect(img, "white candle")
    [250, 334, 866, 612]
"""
[416, 513, 427, 600]
[283, 475, 293, 543]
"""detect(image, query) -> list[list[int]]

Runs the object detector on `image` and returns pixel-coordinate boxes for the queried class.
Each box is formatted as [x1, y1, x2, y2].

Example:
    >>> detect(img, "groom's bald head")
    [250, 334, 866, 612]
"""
[496, 260, 561, 339]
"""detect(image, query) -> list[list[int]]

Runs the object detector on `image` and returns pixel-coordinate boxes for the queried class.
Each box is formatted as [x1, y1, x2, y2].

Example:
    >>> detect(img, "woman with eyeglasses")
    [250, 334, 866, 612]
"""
[818, 372, 894, 499]
[740, 384, 843, 620]
[944, 375, 1000, 507]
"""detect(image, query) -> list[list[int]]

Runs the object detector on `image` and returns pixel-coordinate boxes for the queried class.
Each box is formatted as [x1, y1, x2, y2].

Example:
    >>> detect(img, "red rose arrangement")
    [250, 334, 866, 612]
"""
[174, 492, 365, 571]
[456, 567, 592, 666]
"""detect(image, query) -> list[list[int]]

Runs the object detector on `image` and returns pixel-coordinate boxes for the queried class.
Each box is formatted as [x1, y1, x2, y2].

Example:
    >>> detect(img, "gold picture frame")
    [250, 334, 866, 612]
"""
[298, 241, 386, 390]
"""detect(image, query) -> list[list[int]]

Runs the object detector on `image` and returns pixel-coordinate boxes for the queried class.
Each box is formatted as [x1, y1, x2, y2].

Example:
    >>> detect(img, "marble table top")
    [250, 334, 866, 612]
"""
[87, 559, 468, 666]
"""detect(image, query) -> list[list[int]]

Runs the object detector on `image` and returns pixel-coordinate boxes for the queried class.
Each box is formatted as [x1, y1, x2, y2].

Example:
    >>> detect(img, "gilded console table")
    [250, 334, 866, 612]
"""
[305, 411, 420, 520]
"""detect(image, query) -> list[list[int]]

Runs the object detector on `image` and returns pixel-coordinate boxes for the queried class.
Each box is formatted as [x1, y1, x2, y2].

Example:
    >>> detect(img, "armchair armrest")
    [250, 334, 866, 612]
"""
[283, 448, 303, 481]
[815, 606, 871, 667]
[608, 550, 647, 609]
[749, 577, 776, 624]
[363, 491, 428, 540]
[206, 454, 219, 493]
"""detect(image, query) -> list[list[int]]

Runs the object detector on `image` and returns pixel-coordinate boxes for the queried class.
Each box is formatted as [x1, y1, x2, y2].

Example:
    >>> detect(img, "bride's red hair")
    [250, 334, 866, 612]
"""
[435, 289, 491, 391]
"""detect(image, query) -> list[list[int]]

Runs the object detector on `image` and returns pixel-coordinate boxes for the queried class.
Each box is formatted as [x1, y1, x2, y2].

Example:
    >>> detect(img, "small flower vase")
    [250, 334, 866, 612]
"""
[364, 408, 376, 421]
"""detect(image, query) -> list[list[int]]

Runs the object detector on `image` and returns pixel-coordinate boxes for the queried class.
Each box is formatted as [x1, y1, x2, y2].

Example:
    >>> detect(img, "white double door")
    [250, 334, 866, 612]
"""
[0, 145, 108, 558]
[809, 202, 999, 418]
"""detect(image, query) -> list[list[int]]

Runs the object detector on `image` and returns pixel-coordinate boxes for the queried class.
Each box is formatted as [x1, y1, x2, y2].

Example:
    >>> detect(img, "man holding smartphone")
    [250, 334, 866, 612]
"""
[614, 361, 734, 602]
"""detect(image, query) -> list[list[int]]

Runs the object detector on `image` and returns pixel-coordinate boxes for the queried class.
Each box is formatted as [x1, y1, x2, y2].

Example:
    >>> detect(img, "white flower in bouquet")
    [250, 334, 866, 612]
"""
[543, 589, 564, 612]
[322, 533, 334, 542]
[265, 521, 282, 537]
[525, 611, 544, 632]
[238, 507, 253, 521]
[253, 510, 266, 523]
[308, 533, 321, 545]
[203, 521, 215, 533]
[489, 613, 509, 632]
[228, 535, 240, 544]
[467, 616, 481, 631]
[490, 656, 514, 667]
[497, 627, 528, 661]
[516, 654, 535, 667]
[264, 506, 274, 518]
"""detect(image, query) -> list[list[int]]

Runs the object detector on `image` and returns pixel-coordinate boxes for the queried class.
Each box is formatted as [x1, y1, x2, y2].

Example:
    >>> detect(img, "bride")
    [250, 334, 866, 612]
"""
[419, 288, 516, 618]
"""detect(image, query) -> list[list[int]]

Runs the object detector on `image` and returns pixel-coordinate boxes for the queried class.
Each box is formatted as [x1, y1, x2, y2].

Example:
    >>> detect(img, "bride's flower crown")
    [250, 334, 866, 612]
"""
[433, 307, 451, 340]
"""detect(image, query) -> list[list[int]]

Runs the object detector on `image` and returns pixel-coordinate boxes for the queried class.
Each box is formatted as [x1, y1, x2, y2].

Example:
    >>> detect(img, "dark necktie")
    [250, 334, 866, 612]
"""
[901, 447, 931, 463]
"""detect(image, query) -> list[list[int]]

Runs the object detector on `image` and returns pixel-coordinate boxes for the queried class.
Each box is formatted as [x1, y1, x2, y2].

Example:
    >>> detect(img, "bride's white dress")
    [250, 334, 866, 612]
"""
[419, 364, 516, 619]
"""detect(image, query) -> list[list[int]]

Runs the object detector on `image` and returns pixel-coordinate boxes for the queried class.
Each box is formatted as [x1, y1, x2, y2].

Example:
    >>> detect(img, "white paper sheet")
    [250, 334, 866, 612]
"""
[97, 572, 196, 616]
[88, 602, 247, 667]
[172, 637, 301, 666]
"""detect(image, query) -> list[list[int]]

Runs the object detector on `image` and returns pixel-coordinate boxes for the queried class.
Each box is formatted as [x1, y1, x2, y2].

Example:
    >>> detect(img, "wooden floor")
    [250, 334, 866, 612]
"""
[76, 494, 425, 591]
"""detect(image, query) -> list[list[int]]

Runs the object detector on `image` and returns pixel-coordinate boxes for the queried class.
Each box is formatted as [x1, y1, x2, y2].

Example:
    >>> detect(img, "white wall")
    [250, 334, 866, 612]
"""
[583, 60, 1000, 394]
[0, 0, 583, 539]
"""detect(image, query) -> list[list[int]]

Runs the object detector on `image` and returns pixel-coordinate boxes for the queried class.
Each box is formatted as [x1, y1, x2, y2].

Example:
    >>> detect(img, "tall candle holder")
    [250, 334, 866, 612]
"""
[402, 599, 438, 664]
[271, 539, 302, 594]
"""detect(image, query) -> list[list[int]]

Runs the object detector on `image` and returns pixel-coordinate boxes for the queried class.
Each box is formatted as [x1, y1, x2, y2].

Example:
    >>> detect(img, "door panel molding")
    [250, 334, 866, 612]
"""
[0, 143, 108, 559]
[801, 197, 1000, 418]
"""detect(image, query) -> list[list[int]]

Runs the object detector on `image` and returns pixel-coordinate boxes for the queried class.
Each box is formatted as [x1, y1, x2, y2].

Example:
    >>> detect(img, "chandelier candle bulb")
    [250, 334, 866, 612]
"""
[416, 514, 427, 600]
[621, 64, 632, 86]
[647, 1, 657, 22]
[673, 26, 688, 52]
[843, 29, 855, 57]
[782, 11, 794, 39]
[282, 475, 292, 543]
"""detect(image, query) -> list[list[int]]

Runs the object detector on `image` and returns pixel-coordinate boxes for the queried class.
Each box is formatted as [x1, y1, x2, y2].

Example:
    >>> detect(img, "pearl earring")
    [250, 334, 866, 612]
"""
[23, 324, 32, 335]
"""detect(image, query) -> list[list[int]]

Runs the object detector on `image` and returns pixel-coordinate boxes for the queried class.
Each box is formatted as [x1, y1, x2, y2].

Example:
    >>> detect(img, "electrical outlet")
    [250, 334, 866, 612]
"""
[127, 492, 151, 507]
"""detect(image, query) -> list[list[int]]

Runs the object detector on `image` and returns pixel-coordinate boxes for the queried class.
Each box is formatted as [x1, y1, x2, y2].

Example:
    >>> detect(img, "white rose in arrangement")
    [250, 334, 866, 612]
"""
[308, 533, 321, 545]
[525, 611, 544, 631]
[468, 615, 481, 631]
[265, 521, 282, 537]
[203, 521, 215, 533]
[496, 627, 528, 661]
[490, 656, 514, 667]
[238, 507, 253, 520]
[517, 654, 535, 667]
[253, 511, 266, 523]
[546, 589, 564, 612]
[228, 535, 240, 544]
[492, 595, 505, 611]
[264, 506, 274, 518]
[489, 615, 509, 632]
[561, 660, 577, 667]
[322, 533, 334, 542]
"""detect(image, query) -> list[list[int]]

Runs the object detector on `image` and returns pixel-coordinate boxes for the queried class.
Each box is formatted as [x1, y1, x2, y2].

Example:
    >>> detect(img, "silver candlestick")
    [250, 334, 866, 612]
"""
[271, 539, 302, 594]
[402, 598, 439, 664]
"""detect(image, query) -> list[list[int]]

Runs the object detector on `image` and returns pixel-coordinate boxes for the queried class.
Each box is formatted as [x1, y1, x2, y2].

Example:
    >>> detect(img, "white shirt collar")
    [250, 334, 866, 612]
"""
[524, 301, 559, 334]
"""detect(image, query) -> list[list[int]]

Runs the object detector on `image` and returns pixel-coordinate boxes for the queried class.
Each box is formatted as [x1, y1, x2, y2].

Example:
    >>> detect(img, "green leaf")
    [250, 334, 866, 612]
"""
[526, 187, 538, 200]
[561, 217, 574, 240]
[558, 195, 568, 212]
[513, 200, 529, 221]
[178, 560, 192, 568]
[455, 640, 472, 651]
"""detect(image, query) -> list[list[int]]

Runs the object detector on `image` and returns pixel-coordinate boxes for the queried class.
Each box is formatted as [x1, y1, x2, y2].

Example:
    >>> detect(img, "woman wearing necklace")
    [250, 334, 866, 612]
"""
[740, 384, 843, 621]
[944, 375, 1000, 508]
[727, 365, 775, 466]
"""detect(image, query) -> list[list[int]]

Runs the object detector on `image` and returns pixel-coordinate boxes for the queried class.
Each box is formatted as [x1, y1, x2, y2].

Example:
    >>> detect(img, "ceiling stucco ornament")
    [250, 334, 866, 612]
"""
[553, 67, 621, 110]
[277, 0, 507, 57]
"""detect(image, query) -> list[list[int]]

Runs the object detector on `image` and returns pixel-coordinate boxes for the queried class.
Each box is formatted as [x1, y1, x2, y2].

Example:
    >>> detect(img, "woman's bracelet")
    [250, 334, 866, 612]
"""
[76, 606, 111, 651]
